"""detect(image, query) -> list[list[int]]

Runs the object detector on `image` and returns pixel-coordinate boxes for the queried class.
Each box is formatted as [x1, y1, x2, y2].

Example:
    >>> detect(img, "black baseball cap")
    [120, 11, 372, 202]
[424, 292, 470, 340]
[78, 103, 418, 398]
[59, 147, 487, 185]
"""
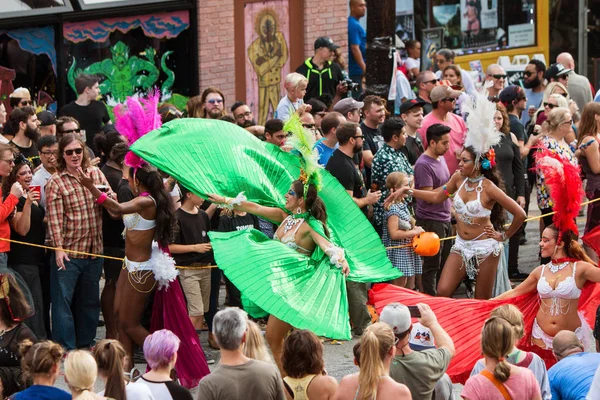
[400, 99, 427, 115]
[37, 110, 56, 126]
[545, 63, 572, 81]
[314, 37, 339, 51]
[499, 85, 525, 105]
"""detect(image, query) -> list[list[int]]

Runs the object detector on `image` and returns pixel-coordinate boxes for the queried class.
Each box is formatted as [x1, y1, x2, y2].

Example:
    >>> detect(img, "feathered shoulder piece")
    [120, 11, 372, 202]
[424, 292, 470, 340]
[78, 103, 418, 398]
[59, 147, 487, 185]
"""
[114, 90, 162, 169]
[462, 92, 501, 169]
[534, 148, 583, 235]
[284, 114, 322, 196]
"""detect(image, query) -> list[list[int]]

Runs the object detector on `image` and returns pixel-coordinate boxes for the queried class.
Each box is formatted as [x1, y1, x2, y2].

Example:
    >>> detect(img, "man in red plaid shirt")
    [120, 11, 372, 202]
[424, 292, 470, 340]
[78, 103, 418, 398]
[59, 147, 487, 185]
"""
[46, 133, 111, 350]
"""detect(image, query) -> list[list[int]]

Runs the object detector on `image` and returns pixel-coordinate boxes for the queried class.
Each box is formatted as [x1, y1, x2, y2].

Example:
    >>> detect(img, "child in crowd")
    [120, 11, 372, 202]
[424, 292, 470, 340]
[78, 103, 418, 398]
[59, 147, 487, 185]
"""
[382, 172, 424, 290]
[217, 207, 259, 308]
[275, 72, 309, 122]
[169, 186, 213, 332]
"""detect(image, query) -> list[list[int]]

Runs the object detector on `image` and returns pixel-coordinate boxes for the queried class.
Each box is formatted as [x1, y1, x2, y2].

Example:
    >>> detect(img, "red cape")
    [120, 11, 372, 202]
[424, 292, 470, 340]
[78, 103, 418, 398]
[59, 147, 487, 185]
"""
[369, 282, 600, 384]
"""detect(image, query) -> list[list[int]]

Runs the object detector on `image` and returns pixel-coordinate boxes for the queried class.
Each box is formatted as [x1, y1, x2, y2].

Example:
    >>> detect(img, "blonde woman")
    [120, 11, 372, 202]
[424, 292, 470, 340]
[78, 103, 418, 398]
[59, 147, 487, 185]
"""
[533, 83, 570, 127]
[462, 317, 541, 400]
[333, 323, 411, 400]
[470, 305, 551, 399]
[65, 350, 105, 400]
[243, 320, 274, 364]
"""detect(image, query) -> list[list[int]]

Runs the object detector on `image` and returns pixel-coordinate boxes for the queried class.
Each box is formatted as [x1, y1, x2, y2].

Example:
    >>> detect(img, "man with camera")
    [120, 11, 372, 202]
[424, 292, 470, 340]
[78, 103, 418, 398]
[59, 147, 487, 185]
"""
[380, 302, 455, 400]
[296, 37, 347, 108]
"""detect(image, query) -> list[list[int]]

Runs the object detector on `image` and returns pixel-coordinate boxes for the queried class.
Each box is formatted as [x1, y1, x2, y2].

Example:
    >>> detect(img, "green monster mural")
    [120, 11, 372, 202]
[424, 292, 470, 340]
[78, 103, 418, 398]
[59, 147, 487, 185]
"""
[67, 41, 175, 103]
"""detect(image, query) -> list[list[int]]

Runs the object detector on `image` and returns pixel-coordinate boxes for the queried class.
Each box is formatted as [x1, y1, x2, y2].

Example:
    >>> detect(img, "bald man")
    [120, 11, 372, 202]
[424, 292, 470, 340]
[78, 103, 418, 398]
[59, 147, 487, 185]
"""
[557, 52, 593, 112]
[485, 64, 506, 98]
[548, 330, 600, 399]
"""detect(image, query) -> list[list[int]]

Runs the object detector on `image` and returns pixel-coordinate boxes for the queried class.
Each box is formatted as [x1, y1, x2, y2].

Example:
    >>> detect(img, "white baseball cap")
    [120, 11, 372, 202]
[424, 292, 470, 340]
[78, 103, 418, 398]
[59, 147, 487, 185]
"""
[409, 322, 436, 350]
[379, 302, 411, 334]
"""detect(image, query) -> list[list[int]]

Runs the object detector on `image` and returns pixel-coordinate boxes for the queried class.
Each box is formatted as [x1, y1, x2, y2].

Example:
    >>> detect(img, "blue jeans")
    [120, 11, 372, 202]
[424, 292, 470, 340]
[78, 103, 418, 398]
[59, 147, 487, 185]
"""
[50, 257, 102, 350]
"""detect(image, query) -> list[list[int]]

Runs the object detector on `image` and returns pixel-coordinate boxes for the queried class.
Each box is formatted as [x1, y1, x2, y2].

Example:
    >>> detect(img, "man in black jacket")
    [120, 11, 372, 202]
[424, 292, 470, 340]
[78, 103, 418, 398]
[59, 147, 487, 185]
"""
[296, 37, 347, 106]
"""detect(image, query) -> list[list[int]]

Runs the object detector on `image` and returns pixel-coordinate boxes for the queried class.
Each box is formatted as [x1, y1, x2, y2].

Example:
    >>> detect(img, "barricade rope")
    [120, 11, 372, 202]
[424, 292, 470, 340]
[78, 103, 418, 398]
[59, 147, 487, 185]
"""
[1, 197, 599, 263]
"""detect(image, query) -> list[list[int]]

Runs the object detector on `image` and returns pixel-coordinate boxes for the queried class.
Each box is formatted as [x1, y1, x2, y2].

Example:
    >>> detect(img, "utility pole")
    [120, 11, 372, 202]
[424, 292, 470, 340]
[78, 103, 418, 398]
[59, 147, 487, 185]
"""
[365, 0, 395, 102]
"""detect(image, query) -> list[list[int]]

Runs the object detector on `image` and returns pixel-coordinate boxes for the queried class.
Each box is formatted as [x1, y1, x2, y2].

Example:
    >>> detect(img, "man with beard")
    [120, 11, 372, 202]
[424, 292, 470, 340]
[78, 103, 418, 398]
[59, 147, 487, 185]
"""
[521, 59, 546, 127]
[326, 121, 379, 337]
[231, 101, 265, 137]
[60, 74, 110, 153]
[8, 106, 41, 167]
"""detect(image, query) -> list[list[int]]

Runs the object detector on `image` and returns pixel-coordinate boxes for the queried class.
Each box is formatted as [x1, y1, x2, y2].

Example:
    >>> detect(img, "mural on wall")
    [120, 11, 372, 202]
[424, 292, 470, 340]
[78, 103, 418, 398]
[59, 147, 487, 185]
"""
[63, 11, 191, 111]
[0, 26, 57, 113]
[245, 2, 290, 125]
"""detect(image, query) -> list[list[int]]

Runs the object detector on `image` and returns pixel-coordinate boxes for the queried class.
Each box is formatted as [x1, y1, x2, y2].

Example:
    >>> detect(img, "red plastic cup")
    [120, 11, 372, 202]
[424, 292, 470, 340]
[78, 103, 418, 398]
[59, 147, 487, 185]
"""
[29, 185, 41, 195]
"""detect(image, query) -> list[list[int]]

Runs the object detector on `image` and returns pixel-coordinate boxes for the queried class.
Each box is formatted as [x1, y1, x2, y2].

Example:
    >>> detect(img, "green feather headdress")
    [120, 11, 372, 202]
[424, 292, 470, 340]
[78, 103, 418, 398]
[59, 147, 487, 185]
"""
[283, 114, 322, 197]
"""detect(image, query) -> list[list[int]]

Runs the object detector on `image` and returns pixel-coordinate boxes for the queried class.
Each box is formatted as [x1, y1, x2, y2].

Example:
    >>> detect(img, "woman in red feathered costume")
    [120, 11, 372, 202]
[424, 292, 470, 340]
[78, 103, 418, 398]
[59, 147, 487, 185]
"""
[370, 149, 600, 384]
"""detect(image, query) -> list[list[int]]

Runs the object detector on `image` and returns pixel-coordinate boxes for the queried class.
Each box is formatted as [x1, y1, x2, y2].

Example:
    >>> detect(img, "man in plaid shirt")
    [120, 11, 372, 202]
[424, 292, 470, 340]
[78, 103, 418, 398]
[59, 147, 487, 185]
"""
[46, 133, 111, 350]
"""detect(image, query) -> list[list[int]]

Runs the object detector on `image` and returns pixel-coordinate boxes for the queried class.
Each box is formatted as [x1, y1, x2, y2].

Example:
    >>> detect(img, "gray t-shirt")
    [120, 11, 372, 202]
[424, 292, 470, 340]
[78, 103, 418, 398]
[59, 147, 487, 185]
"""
[389, 348, 451, 399]
[197, 359, 285, 400]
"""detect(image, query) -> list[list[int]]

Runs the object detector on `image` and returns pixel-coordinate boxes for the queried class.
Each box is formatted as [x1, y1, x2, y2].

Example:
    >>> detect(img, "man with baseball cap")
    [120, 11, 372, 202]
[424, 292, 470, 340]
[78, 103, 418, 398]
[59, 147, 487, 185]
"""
[545, 63, 571, 88]
[418, 85, 466, 174]
[380, 302, 455, 399]
[399, 99, 426, 165]
[296, 36, 346, 106]
[333, 98, 363, 123]
[37, 110, 57, 137]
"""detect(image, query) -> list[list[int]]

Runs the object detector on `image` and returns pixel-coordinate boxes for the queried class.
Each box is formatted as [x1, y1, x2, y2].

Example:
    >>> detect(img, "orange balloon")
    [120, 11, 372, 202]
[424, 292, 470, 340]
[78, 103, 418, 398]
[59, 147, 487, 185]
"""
[412, 232, 441, 256]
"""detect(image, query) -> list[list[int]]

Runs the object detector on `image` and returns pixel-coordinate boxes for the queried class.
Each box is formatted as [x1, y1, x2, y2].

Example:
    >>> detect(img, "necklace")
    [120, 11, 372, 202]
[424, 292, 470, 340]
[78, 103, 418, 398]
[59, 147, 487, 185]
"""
[283, 212, 308, 234]
[548, 260, 570, 274]
[465, 175, 484, 192]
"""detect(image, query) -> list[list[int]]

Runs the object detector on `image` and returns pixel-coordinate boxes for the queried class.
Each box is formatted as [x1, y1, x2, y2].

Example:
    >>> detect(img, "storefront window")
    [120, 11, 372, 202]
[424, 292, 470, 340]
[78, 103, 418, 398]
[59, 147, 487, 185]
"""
[0, 27, 57, 114]
[427, 0, 536, 54]
[63, 10, 193, 112]
[0, 0, 72, 19]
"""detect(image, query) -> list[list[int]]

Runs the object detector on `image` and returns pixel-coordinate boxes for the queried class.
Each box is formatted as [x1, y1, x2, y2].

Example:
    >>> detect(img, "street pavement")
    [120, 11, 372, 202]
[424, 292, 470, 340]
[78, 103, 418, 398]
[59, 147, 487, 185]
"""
[52, 192, 587, 397]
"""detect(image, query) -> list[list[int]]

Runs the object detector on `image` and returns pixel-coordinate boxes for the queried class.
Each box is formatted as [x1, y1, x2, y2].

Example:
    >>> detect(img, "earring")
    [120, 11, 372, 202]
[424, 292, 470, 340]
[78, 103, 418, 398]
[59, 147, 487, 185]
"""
[295, 207, 302, 215]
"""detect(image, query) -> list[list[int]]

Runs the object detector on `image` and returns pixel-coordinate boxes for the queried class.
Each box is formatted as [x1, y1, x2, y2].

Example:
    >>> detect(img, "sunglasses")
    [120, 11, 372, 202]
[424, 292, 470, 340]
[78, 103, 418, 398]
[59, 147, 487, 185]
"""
[441, 97, 456, 102]
[492, 74, 507, 79]
[64, 148, 84, 156]
[523, 71, 534, 77]
[287, 189, 296, 197]
[543, 102, 557, 109]
[62, 128, 81, 134]
[302, 123, 316, 129]
[19, 100, 32, 106]
[207, 98, 223, 104]
[425, 79, 438, 84]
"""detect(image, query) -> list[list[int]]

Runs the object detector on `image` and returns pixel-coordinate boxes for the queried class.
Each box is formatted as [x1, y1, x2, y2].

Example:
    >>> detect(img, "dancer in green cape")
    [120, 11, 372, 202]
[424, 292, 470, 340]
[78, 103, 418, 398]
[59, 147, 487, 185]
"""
[130, 114, 401, 372]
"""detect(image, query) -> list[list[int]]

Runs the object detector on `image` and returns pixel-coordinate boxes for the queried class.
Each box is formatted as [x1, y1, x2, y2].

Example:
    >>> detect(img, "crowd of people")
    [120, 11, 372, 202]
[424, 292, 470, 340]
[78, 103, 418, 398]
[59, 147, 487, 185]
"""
[0, 0, 599, 399]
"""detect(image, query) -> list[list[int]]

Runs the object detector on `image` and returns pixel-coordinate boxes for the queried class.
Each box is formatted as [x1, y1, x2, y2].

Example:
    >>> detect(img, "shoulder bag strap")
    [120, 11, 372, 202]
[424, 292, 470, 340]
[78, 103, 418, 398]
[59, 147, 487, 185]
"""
[480, 370, 512, 400]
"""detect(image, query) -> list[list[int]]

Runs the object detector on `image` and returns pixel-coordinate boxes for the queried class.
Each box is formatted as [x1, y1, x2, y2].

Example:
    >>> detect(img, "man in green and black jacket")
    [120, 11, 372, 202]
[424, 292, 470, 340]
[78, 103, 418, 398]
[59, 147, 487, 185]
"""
[296, 37, 347, 106]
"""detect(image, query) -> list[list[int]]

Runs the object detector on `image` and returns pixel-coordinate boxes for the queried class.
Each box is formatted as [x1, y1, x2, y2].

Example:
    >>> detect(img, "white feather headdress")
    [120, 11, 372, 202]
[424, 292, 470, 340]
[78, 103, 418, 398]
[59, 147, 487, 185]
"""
[461, 92, 501, 161]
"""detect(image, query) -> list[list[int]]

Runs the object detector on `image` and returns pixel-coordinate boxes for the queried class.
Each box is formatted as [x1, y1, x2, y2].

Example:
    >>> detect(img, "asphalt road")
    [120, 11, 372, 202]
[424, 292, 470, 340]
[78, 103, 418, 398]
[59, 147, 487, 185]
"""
[52, 192, 587, 397]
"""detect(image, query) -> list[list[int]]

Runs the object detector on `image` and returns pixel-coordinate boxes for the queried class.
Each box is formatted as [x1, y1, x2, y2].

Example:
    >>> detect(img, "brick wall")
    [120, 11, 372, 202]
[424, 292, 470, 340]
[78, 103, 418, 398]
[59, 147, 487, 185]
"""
[197, 0, 236, 104]
[302, 0, 348, 58]
[197, 0, 348, 104]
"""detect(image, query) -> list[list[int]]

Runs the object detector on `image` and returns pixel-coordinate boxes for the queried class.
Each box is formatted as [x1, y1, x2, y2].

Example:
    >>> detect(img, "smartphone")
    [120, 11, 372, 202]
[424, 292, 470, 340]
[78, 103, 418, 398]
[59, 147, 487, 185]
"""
[407, 305, 421, 318]
[95, 184, 109, 193]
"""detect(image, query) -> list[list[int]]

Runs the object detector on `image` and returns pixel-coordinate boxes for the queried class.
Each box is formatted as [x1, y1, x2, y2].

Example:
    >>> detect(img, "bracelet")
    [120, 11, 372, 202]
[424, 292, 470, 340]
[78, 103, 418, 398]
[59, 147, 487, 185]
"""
[442, 185, 453, 198]
[220, 192, 247, 210]
[96, 192, 108, 205]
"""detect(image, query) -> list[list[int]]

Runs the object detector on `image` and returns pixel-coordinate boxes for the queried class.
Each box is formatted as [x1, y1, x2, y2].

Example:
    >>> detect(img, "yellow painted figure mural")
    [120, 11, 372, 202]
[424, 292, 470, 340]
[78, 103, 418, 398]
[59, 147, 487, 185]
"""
[247, 8, 288, 125]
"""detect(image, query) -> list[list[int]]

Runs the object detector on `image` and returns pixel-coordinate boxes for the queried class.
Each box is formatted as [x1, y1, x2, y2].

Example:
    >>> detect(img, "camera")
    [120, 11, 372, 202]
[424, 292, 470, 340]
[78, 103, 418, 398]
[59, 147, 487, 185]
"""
[342, 79, 360, 91]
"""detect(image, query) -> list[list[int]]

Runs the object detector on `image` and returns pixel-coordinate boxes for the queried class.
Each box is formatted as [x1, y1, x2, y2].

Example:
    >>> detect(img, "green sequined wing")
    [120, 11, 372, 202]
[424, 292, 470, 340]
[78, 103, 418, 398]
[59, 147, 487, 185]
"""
[130, 118, 400, 282]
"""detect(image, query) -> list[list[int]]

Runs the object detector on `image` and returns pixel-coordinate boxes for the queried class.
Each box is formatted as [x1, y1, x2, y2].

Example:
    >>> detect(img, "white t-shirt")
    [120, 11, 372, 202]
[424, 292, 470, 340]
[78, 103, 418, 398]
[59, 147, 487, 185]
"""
[405, 57, 420, 71]
[275, 96, 303, 122]
[98, 381, 155, 400]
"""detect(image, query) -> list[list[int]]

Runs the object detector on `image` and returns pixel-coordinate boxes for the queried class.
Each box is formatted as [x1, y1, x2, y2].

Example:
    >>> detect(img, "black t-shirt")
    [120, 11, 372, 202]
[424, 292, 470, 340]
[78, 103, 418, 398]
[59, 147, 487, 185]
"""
[117, 178, 134, 203]
[101, 164, 124, 248]
[360, 122, 383, 187]
[218, 213, 260, 233]
[326, 149, 367, 212]
[60, 101, 110, 151]
[8, 197, 45, 266]
[10, 141, 40, 168]
[416, 96, 433, 115]
[296, 58, 345, 102]
[173, 208, 214, 266]
[400, 134, 424, 166]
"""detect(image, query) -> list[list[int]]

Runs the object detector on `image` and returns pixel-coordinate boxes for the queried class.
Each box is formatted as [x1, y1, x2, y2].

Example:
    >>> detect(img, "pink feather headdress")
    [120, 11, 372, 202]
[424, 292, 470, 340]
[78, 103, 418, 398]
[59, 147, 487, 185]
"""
[114, 90, 162, 169]
[534, 148, 583, 236]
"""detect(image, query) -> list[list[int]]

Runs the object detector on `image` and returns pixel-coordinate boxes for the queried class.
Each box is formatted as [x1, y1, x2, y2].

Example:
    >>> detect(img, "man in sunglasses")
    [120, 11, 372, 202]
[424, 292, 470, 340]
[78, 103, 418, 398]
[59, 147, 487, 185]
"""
[7, 107, 40, 168]
[484, 64, 507, 98]
[522, 59, 546, 127]
[60, 74, 110, 154]
[415, 71, 438, 116]
[418, 85, 465, 175]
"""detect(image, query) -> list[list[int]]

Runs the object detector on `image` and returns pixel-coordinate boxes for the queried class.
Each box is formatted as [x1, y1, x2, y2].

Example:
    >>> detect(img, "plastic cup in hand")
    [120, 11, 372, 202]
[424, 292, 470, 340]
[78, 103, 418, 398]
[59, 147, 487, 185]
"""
[29, 185, 41, 195]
